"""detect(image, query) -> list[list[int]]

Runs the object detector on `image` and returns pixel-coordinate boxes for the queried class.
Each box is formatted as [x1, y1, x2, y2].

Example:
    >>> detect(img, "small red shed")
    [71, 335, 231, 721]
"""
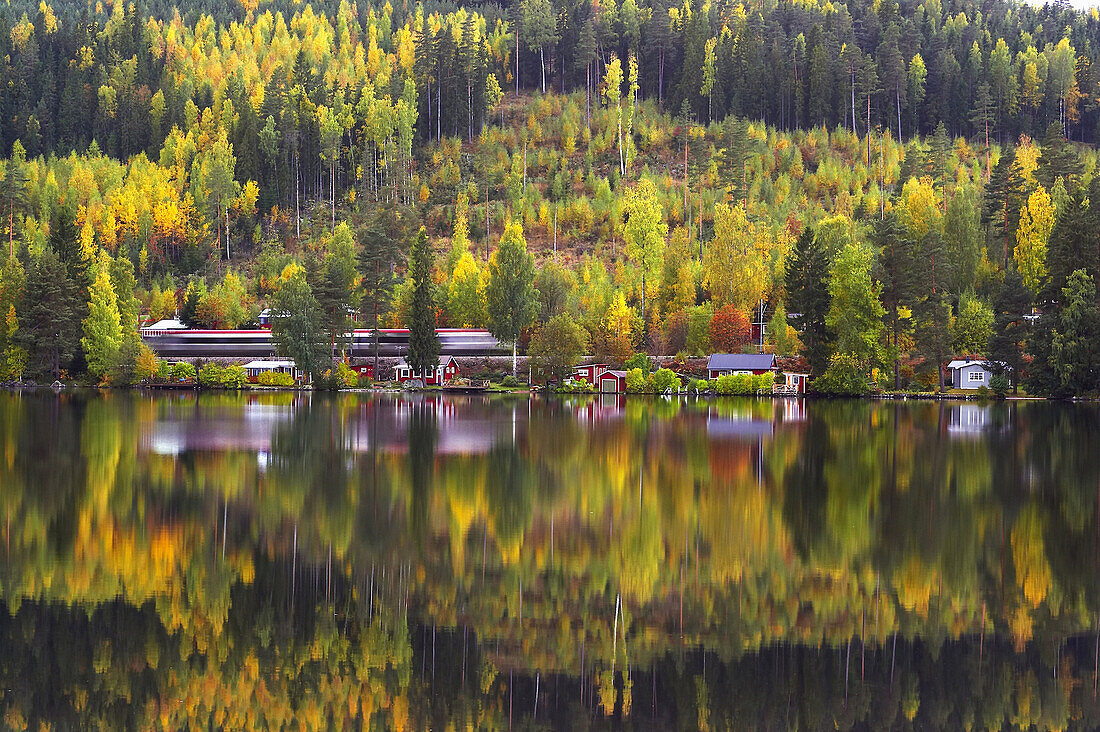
[351, 363, 375, 380]
[394, 356, 459, 385]
[597, 370, 627, 392]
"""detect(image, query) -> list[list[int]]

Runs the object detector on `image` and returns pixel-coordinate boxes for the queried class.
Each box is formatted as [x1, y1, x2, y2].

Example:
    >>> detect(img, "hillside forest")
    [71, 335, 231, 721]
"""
[2, 0, 1100, 392]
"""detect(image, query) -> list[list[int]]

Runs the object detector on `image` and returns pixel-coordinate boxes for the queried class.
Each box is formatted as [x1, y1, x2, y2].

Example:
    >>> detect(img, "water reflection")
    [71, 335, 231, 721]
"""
[3, 390, 1100, 728]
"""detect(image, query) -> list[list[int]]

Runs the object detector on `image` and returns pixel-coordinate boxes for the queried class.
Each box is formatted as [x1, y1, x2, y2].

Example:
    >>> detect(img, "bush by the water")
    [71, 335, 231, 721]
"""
[810, 354, 871, 395]
[500, 375, 520, 388]
[715, 373, 753, 395]
[652, 368, 681, 393]
[170, 362, 196, 381]
[625, 368, 649, 393]
[989, 373, 1010, 397]
[554, 377, 594, 393]
[198, 363, 248, 389]
[257, 371, 296, 387]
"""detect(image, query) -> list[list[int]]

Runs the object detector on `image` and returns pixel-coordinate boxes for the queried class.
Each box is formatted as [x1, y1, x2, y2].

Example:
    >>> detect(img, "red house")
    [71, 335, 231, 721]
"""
[394, 356, 459, 385]
[573, 363, 609, 385]
[597, 370, 627, 392]
[706, 353, 777, 380]
[351, 363, 375, 380]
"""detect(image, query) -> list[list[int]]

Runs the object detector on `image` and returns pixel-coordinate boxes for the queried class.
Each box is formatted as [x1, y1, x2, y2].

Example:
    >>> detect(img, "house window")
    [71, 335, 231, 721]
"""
[967, 371, 985, 382]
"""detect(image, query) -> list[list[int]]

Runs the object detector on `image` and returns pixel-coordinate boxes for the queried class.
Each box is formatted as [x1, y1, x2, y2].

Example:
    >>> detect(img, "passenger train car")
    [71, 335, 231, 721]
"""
[140, 326, 504, 358]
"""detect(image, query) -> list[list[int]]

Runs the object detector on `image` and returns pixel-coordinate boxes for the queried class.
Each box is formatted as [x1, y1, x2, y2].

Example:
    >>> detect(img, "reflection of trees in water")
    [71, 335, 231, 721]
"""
[9, 393, 1100, 726]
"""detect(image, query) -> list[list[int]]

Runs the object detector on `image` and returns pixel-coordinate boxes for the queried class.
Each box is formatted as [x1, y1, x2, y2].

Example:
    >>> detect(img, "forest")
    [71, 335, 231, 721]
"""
[1, 0, 1100, 392]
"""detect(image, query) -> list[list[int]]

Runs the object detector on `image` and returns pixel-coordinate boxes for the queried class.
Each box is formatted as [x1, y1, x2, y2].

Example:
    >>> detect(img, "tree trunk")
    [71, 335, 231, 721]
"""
[896, 84, 902, 141]
[540, 46, 546, 94]
[512, 340, 517, 377]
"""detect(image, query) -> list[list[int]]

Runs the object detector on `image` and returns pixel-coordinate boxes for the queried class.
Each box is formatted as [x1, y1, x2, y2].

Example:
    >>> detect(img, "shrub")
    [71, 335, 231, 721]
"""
[501, 375, 520, 388]
[688, 378, 709, 393]
[975, 385, 991, 399]
[624, 367, 649, 393]
[198, 364, 223, 388]
[258, 371, 295, 387]
[336, 361, 358, 388]
[156, 360, 171, 379]
[752, 372, 775, 393]
[810, 353, 870, 396]
[623, 353, 652, 373]
[652, 368, 681, 393]
[714, 374, 752, 395]
[554, 377, 595, 394]
[170, 361, 196, 381]
[989, 373, 1010, 398]
[219, 365, 248, 389]
[357, 373, 374, 388]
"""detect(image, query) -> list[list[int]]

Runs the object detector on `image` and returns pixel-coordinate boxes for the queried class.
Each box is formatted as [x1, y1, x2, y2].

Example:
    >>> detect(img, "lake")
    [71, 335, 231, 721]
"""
[1, 390, 1099, 729]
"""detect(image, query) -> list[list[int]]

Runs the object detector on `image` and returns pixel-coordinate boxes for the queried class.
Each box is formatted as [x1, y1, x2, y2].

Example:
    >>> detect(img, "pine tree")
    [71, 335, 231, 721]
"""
[407, 227, 440, 378]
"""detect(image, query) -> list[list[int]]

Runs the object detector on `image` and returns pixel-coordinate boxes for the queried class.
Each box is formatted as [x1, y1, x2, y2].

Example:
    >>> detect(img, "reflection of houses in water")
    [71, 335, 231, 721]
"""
[144, 398, 296, 456]
[705, 411, 774, 439]
[704, 398, 806, 439]
[143, 394, 514, 459]
[947, 403, 991, 436]
[344, 394, 513, 455]
[569, 393, 626, 422]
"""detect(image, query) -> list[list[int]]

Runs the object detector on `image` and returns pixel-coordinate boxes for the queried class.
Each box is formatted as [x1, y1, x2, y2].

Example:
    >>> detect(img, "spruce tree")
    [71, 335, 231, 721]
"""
[982, 146, 1025, 268]
[988, 267, 1032, 393]
[875, 213, 919, 388]
[407, 227, 440, 378]
[17, 249, 79, 380]
[784, 226, 833, 375]
[358, 207, 406, 374]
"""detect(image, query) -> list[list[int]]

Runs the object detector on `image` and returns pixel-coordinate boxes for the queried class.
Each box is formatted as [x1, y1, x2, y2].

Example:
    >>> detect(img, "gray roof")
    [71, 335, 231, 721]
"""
[707, 353, 776, 371]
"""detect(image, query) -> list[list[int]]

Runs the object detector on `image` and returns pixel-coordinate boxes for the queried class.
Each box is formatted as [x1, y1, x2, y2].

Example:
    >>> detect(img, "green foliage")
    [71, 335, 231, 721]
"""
[715, 374, 753, 395]
[486, 221, 538, 374]
[219, 365, 249, 389]
[989, 373, 1010, 397]
[752, 372, 775, 393]
[82, 267, 122, 378]
[652, 368, 681, 393]
[826, 243, 884, 370]
[257, 371, 295, 387]
[170, 362, 196, 381]
[270, 269, 329, 380]
[810, 353, 872, 396]
[529, 313, 588, 381]
[500, 375, 520, 388]
[624, 367, 650, 393]
[198, 364, 224, 388]
[623, 353, 652, 372]
[407, 227, 441, 377]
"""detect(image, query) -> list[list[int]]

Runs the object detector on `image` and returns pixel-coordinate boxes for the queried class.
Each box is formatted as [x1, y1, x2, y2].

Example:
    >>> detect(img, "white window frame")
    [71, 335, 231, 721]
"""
[967, 370, 985, 383]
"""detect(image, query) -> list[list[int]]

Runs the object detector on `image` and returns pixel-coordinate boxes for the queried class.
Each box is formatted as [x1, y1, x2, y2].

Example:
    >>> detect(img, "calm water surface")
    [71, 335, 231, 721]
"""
[2, 391, 1100, 730]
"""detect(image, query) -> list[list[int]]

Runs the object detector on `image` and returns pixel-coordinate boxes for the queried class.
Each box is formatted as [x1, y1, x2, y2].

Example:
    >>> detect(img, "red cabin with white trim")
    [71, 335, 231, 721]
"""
[572, 363, 609, 385]
[394, 356, 459, 385]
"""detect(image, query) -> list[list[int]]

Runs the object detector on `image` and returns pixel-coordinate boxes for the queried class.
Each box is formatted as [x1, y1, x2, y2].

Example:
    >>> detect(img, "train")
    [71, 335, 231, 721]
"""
[140, 325, 505, 358]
